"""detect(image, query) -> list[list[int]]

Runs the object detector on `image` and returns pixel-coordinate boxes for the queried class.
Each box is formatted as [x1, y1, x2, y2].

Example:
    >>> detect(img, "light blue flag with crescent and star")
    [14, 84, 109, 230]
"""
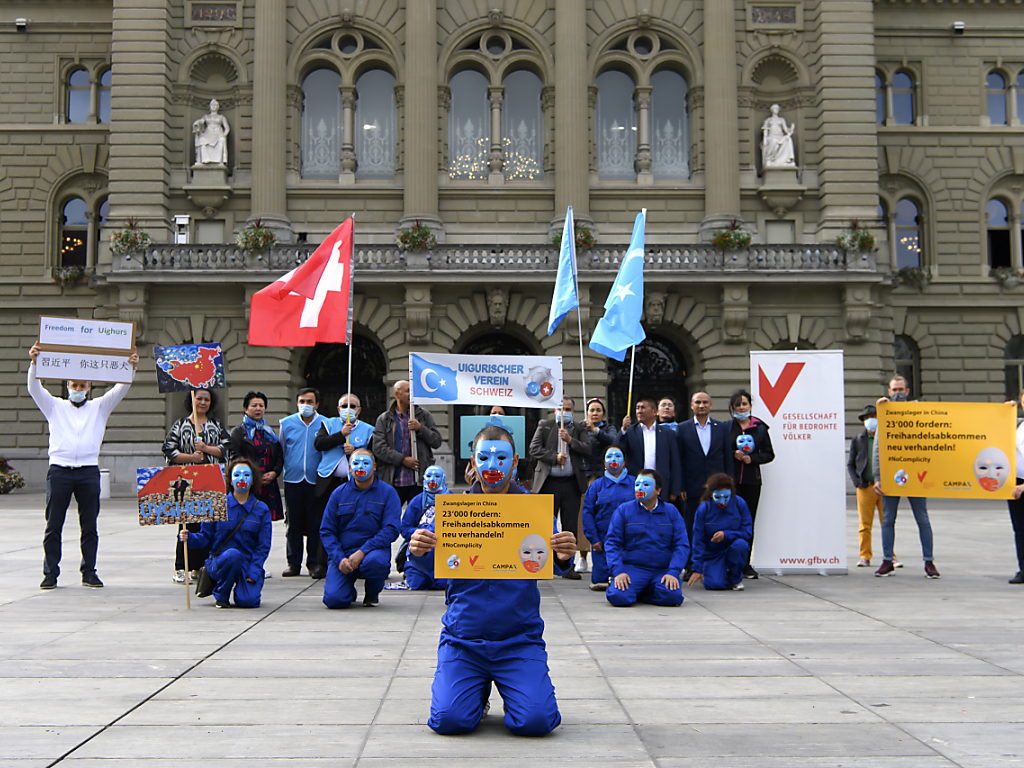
[547, 206, 579, 336]
[589, 209, 647, 361]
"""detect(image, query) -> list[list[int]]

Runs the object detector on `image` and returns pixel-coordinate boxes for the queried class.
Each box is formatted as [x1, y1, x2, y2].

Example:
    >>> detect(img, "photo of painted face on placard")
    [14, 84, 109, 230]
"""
[518, 533, 549, 573]
[973, 446, 1011, 492]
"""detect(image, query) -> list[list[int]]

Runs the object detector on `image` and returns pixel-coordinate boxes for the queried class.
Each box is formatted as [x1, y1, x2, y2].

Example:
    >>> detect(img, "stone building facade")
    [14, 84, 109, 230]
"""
[2, 0, 1022, 491]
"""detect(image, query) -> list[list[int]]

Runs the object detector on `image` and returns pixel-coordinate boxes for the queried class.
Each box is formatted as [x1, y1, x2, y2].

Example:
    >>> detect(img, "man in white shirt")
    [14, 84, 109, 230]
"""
[28, 343, 139, 590]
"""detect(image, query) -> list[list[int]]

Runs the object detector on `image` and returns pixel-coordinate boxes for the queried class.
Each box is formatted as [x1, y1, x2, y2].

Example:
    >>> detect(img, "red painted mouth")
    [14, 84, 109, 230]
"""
[481, 470, 505, 485]
[426, 482, 439, 490]
[353, 469, 369, 479]
[635, 490, 646, 499]
[235, 481, 250, 490]
[522, 559, 541, 573]
[979, 476, 1001, 491]
[607, 461, 621, 470]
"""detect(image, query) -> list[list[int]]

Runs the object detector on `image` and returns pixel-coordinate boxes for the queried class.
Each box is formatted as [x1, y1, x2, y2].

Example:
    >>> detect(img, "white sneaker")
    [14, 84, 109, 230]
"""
[731, 582, 745, 591]
[172, 570, 186, 583]
[575, 557, 589, 574]
[893, 558, 903, 568]
[857, 558, 870, 567]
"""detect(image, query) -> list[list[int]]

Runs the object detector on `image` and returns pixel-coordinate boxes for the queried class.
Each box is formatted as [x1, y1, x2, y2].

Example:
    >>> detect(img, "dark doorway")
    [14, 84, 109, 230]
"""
[606, 334, 690, 426]
[304, 337, 389, 427]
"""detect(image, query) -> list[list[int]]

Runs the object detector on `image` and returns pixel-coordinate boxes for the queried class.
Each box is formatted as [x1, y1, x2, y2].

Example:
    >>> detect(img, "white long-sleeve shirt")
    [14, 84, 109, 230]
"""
[27, 364, 133, 467]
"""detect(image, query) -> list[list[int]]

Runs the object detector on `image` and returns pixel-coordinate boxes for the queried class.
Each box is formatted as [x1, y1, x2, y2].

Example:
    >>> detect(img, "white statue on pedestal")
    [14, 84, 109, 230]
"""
[760, 104, 796, 169]
[192, 99, 230, 166]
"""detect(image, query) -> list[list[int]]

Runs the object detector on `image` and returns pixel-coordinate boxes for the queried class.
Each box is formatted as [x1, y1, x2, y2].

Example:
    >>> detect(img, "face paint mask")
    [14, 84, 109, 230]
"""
[338, 407, 357, 423]
[864, 418, 878, 432]
[422, 465, 448, 504]
[231, 465, 253, 493]
[298, 404, 315, 418]
[712, 489, 732, 508]
[351, 454, 373, 481]
[604, 448, 625, 481]
[974, 447, 1011, 492]
[732, 410, 750, 421]
[736, 434, 755, 454]
[634, 476, 657, 503]
[475, 439, 514, 487]
[518, 534, 549, 574]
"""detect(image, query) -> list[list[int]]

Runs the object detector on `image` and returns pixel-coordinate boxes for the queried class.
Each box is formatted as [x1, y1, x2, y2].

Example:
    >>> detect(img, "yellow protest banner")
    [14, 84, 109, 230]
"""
[435, 495, 554, 580]
[879, 401, 1017, 499]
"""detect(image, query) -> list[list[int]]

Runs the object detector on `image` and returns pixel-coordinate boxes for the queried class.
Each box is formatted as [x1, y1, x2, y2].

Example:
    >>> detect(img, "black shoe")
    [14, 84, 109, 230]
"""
[363, 593, 379, 606]
[214, 600, 230, 609]
[1010, 572, 1024, 584]
[82, 573, 104, 588]
[282, 565, 301, 577]
[743, 565, 759, 580]
[562, 570, 582, 580]
[310, 565, 327, 580]
[40, 575, 57, 590]
[683, 569, 694, 582]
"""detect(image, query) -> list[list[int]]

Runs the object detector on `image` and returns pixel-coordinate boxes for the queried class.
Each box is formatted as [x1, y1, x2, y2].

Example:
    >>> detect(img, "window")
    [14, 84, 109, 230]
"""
[1006, 336, 1024, 402]
[354, 69, 396, 180]
[987, 72, 1007, 125]
[60, 198, 88, 268]
[894, 199, 921, 268]
[894, 336, 921, 399]
[649, 70, 689, 180]
[501, 70, 543, 181]
[875, 72, 885, 125]
[97, 70, 112, 123]
[892, 72, 914, 125]
[448, 70, 489, 180]
[68, 69, 91, 123]
[301, 68, 342, 179]
[988, 199, 1012, 268]
[596, 70, 636, 180]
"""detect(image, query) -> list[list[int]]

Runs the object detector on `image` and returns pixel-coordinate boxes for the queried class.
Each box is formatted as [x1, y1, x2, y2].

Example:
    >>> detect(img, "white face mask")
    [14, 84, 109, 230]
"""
[68, 389, 87, 404]
[298, 404, 315, 418]
[339, 407, 357, 422]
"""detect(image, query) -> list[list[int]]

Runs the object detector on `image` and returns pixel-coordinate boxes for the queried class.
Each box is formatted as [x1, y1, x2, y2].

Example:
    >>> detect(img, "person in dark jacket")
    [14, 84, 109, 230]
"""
[688, 473, 753, 591]
[727, 389, 775, 579]
[581, 398, 618, 479]
[371, 380, 442, 506]
[228, 391, 284, 521]
[581, 446, 636, 591]
[617, 396, 682, 499]
[847, 404, 882, 567]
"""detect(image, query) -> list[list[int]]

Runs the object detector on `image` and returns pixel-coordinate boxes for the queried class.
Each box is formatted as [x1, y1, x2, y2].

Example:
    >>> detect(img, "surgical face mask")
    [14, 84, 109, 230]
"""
[351, 453, 374, 481]
[339, 407, 357, 422]
[890, 392, 908, 402]
[732, 410, 750, 421]
[231, 465, 253, 493]
[423, 465, 447, 495]
[736, 435, 755, 454]
[475, 439, 515, 487]
[604, 448, 624, 473]
[864, 418, 878, 432]
[634, 476, 657, 503]
[298, 403, 315, 418]
[712, 489, 732, 508]
[556, 410, 573, 425]
[68, 389, 87, 404]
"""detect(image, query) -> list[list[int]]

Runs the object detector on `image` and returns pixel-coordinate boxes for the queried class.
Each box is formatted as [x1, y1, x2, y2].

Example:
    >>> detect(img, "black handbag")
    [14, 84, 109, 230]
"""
[195, 509, 251, 598]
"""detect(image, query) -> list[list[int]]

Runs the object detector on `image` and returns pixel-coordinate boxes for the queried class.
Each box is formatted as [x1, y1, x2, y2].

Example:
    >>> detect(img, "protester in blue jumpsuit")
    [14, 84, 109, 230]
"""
[401, 464, 450, 590]
[688, 473, 753, 591]
[319, 448, 401, 608]
[408, 425, 577, 737]
[581, 446, 636, 591]
[604, 470, 689, 607]
[181, 458, 272, 608]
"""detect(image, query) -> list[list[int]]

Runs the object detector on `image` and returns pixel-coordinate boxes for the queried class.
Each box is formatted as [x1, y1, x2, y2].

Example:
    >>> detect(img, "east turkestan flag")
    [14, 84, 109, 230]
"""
[547, 206, 579, 336]
[248, 218, 354, 347]
[588, 209, 647, 361]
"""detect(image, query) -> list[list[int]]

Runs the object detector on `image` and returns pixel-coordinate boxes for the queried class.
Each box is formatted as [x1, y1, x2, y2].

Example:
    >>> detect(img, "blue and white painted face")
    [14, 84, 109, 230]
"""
[475, 439, 515, 487]
[351, 452, 374, 481]
[634, 475, 657, 503]
[231, 464, 253, 493]
[712, 489, 732, 508]
[423, 465, 447, 494]
[605, 447, 625, 474]
[736, 434, 755, 454]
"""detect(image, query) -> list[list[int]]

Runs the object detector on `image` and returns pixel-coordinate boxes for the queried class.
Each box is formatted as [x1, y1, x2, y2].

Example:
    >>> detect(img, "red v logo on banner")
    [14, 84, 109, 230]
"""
[470, 556, 479, 566]
[759, 363, 806, 417]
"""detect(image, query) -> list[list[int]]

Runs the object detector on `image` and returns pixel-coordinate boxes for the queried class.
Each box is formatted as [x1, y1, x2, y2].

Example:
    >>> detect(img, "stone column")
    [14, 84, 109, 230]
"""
[488, 86, 505, 183]
[249, 0, 293, 241]
[85, 212, 97, 268]
[340, 85, 357, 182]
[399, 2, 443, 238]
[635, 86, 653, 186]
[552, 0, 591, 233]
[701, 0, 742, 238]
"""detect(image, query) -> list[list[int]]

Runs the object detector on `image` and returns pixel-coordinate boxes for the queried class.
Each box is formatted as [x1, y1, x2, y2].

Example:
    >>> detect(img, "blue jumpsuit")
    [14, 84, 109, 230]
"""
[428, 481, 570, 737]
[190, 495, 272, 608]
[581, 473, 636, 585]
[319, 476, 401, 608]
[604, 498, 689, 607]
[401, 491, 448, 590]
[691, 497, 753, 590]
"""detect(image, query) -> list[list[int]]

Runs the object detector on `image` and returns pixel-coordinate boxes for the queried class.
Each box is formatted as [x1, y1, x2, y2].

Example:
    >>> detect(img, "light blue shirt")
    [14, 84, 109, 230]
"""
[279, 412, 324, 484]
[694, 417, 711, 456]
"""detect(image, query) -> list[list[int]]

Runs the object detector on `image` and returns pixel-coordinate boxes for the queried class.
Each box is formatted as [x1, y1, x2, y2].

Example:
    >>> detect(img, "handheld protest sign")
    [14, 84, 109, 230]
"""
[36, 316, 135, 384]
[435, 495, 555, 580]
[154, 343, 225, 393]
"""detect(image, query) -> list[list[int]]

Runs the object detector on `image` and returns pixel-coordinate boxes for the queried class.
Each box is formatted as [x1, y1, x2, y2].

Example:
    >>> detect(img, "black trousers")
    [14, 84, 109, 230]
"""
[541, 475, 582, 538]
[396, 484, 420, 508]
[175, 523, 209, 571]
[735, 483, 761, 567]
[1009, 478, 1024, 573]
[44, 465, 100, 578]
[286, 480, 324, 569]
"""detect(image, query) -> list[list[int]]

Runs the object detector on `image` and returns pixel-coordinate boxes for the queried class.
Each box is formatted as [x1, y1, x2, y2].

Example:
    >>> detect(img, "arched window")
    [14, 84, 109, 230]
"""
[596, 70, 636, 180]
[60, 198, 88, 268]
[97, 69, 112, 123]
[68, 69, 91, 123]
[875, 72, 885, 125]
[988, 199, 1012, 268]
[501, 70, 543, 181]
[303, 337, 389, 429]
[987, 72, 1007, 125]
[892, 71, 915, 125]
[354, 69, 396, 180]
[301, 68, 342, 179]
[1005, 336, 1024, 401]
[650, 69, 689, 180]
[895, 199, 921, 268]
[448, 69, 489, 180]
[607, 334, 689, 425]
[894, 335, 921, 399]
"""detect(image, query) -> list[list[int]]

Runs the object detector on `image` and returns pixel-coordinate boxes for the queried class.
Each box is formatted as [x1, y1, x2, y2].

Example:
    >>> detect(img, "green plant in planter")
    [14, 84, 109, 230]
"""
[836, 219, 876, 251]
[990, 266, 1024, 287]
[0, 456, 25, 494]
[235, 219, 277, 255]
[711, 220, 752, 251]
[110, 217, 152, 255]
[397, 221, 437, 251]
[52, 265, 94, 288]
[894, 266, 931, 289]
[550, 223, 597, 252]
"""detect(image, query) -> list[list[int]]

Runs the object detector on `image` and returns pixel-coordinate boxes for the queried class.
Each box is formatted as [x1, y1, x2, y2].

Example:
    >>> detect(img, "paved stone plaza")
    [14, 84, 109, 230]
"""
[1, 492, 1021, 767]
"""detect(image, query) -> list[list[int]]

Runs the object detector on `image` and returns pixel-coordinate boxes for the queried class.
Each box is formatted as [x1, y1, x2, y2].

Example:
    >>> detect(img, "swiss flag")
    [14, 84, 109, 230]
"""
[248, 218, 353, 347]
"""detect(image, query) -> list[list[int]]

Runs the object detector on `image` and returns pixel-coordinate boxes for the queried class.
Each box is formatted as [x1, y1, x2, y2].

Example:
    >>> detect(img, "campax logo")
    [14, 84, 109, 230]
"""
[758, 362, 806, 417]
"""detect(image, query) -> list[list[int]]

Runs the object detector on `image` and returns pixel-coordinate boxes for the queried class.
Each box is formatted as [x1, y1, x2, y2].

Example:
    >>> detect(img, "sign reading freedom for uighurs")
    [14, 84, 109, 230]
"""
[879, 401, 1017, 499]
[36, 316, 135, 385]
[410, 353, 562, 409]
[434, 495, 555, 580]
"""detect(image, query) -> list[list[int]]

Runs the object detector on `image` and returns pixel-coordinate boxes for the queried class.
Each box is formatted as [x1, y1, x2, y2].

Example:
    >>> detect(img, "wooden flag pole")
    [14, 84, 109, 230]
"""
[183, 535, 191, 609]
[409, 354, 418, 465]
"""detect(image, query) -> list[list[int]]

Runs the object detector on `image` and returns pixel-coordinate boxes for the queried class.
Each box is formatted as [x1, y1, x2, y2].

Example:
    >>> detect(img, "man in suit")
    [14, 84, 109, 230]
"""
[616, 396, 682, 501]
[676, 391, 734, 576]
[529, 397, 592, 580]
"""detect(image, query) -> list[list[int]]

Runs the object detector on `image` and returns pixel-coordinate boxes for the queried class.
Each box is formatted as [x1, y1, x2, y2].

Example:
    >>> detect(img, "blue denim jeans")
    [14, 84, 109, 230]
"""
[43, 465, 100, 577]
[881, 495, 933, 562]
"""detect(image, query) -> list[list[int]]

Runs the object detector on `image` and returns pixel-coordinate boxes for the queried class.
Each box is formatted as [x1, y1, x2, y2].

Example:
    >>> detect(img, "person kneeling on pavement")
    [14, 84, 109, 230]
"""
[180, 458, 272, 609]
[581, 446, 636, 591]
[320, 448, 400, 608]
[605, 470, 689, 607]
[687, 473, 753, 592]
[401, 464, 450, 590]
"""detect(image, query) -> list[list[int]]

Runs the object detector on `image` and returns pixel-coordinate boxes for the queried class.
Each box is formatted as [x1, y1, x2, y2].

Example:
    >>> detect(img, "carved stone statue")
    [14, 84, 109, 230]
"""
[760, 104, 796, 169]
[192, 99, 230, 166]
[487, 287, 509, 327]
[644, 292, 665, 327]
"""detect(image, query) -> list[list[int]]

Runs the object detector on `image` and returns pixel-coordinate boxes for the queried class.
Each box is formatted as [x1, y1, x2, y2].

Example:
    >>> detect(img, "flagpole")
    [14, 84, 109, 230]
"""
[346, 214, 355, 443]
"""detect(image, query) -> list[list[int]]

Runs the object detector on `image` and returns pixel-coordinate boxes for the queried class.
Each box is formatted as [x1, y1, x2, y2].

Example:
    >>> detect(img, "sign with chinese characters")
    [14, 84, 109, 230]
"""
[36, 316, 135, 384]
[35, 351, 136, 384]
